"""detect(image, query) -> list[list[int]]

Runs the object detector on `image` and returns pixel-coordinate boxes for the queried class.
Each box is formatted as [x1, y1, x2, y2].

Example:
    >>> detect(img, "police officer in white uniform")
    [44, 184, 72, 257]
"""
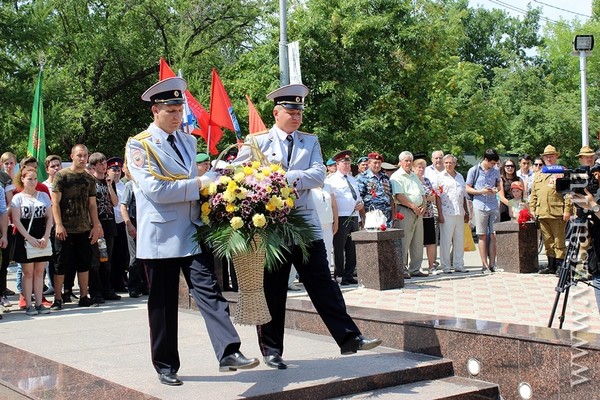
[126, 77, 258, 386]
[236, 83, 382, 370]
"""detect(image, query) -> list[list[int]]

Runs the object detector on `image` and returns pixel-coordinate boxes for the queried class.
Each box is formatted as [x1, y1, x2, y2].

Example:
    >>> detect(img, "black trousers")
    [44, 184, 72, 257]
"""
[144, 252, 241, 373]
[333, 216, 358, 281]
[257, 239, 360, 357]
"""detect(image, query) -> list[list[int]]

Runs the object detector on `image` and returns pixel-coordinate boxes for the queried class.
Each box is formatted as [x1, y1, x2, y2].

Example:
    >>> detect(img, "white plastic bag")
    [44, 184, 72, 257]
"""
[363, 208, 387, 230]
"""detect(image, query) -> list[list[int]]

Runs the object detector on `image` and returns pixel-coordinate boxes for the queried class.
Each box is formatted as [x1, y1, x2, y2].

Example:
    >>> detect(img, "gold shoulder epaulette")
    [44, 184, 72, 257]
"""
[251, 129, 269, 136]
[133, 131, 152, 141]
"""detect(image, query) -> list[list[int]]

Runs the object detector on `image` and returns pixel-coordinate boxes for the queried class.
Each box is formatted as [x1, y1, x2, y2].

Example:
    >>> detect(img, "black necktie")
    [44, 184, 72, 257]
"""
[167, 135, 184, 163]
[344, 175, 358, 200]
[286, 135, 294, 164]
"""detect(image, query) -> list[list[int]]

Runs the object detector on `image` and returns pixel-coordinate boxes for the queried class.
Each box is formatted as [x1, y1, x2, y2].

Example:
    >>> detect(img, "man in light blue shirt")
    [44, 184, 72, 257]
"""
[466, 149, 502, 273]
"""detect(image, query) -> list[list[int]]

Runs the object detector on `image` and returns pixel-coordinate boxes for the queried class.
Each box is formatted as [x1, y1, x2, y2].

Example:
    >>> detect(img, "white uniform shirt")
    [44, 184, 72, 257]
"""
[325, 171, 361, 217]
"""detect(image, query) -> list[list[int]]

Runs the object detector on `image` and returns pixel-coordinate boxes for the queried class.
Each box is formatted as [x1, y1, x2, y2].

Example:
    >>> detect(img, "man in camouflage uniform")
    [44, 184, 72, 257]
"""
[357, 152, 395, 226]
[529, 145, 572, 274]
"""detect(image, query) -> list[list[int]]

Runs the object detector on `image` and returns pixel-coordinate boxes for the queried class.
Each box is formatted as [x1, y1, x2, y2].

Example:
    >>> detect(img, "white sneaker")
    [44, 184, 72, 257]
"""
[1, 295, 11, 307]
[454, 267, 469, 273]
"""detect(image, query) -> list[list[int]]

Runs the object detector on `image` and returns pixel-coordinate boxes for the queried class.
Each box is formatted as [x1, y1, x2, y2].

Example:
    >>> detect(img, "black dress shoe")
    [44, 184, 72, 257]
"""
[340, 335, 383, 355]
[219, 351, 259, 372]
[346, 277, 358, 284]
[263, 355, 288, 369]
[103, 293, 122, 301]
[129, 291, 142, 298]
[158, 372, 182, 386]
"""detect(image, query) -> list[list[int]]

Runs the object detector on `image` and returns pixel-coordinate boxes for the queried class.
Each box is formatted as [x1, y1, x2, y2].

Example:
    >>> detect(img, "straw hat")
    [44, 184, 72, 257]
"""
[541, 145, 560, 157]
[577, 145, 595, 157]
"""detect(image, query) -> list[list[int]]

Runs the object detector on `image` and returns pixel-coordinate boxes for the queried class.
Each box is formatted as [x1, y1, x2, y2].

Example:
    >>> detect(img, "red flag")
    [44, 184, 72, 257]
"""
[245, 95, 267, 134]
[210, 68, 241, 143]
[158, 58, 223, 154]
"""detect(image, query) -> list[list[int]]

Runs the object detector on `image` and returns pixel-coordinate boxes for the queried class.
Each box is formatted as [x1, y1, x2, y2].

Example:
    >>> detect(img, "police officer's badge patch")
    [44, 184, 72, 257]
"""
[132, 149, 145, 167]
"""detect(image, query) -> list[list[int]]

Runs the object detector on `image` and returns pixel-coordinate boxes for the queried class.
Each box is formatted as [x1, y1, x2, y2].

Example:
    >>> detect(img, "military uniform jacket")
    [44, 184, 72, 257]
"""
[126, 123, 201, 259]
[529, 172, 572, 219]
[236, 126, 326, 234]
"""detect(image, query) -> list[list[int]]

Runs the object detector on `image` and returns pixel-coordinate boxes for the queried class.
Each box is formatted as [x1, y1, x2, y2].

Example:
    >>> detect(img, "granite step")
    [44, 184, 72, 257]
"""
[332, 376, 499, 399]
[242, 352, 457, 400]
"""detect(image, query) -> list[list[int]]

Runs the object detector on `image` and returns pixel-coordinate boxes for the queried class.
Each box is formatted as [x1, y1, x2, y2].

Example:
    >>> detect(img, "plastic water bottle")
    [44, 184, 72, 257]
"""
[97, 238, 108, 262]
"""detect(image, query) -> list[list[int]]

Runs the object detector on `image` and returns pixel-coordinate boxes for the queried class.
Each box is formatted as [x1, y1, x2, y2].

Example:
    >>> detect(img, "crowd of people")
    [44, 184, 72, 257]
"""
[0, 149, 148, 318]
[1, 76, 598, 386]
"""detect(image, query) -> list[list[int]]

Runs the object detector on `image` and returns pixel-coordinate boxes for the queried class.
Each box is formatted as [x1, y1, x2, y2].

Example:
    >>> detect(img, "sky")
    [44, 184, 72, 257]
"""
[468, 0, 592, 25]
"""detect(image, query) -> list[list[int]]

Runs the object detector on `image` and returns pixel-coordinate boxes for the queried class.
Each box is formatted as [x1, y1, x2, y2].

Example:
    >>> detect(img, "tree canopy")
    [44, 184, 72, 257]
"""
[1, 0, 599, 167]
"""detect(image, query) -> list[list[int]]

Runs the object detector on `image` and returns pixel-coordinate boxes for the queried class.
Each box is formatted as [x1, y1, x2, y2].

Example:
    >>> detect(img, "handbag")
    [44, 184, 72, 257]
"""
[363, 207, 387, 230]
[23, 193, 52, 260]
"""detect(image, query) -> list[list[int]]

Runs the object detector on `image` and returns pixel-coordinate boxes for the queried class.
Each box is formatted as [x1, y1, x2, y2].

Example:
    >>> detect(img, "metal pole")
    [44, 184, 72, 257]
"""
[580, 50, 589, 146]
[279, 0, 289, 86]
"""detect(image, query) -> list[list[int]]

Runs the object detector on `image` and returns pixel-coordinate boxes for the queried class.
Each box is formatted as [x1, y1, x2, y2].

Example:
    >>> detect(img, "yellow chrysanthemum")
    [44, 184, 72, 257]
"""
[201, 215, 210, 225]
[201, 202, 211, 215]
[281, 187, 293, 198]
[251, 161, 260, 169]
[262, 167, 272, 177]
[207, 183, 218, 196]
[265, 202, 276, 212]
[226, 180, 238, 192]
[233, 172, 245, 182]
[230, 217, 243, 230]
[243, 166, 254, 176]
[286, 197, 294, 208]
[235, 187, 248, 200]
[222, 190, 236, 203]
[219, 176, 232, 185]
[225, 203, 235, 213]
[270, 164, 281, 172]
[252, 213, 267, 228]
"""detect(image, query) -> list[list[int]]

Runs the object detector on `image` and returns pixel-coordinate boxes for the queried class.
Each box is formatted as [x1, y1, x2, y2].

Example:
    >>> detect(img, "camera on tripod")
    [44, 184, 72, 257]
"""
[553, 164, 600, 194]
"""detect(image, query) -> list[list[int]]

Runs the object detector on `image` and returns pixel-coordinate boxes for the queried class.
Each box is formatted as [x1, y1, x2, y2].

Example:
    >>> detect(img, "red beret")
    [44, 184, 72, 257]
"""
[368, 152, 384, 162]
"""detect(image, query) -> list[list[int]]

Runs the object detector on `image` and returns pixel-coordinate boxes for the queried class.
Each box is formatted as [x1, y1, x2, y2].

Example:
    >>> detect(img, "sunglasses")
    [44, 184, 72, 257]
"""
[533, 163, 543, 166]
[504, 165, 515, 168]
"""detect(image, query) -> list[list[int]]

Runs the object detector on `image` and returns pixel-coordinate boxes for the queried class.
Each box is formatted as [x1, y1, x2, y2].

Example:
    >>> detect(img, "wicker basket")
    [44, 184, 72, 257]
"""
[231, 235, 272, 325]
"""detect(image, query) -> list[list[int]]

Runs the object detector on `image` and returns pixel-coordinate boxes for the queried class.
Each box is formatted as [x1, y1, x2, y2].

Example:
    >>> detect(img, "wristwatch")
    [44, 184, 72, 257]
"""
[592, 205, 600, 213]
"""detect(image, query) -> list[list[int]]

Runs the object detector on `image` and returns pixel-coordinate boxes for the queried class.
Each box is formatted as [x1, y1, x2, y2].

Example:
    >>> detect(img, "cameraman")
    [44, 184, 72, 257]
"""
[570, 164, 600, 308]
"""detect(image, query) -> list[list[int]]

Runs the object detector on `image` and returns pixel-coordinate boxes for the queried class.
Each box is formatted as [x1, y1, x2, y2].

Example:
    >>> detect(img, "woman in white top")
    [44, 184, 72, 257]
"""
[11, 167, 53, 315]
[311, 183, 338, 269]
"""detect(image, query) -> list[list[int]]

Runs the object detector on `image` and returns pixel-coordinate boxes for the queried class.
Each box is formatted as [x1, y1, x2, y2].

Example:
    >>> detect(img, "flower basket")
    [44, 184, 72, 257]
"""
[195, 141, 317, 325]
[231, 235, 271, 325]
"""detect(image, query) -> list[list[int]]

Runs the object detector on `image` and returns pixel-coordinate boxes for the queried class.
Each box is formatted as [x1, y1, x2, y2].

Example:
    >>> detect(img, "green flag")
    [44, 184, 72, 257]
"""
[27, 68, 48, 182]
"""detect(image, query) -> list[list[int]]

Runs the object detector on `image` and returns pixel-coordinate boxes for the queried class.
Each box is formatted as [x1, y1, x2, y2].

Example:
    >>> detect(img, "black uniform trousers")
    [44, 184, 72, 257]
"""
[333, 216, 358, 281]
[144, 252, 241, 374]
[257, 239, 361, 357]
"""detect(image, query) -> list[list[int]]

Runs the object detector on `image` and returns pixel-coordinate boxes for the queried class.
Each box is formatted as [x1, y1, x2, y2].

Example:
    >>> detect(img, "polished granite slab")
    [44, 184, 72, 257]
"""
[0, 342, 157, 399]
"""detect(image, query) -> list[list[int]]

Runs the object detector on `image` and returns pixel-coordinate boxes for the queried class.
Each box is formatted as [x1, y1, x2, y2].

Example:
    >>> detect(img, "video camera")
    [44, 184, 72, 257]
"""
[543, 164, 600, 195]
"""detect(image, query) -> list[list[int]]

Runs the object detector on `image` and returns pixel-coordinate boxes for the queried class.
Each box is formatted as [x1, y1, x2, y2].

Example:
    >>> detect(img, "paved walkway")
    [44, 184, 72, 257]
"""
[287, 247, 600, 334]
[2, 246, 600, 399]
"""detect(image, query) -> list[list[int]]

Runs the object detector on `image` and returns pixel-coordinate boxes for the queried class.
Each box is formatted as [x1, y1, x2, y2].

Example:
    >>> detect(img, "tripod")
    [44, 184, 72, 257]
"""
[548, 213, 600, 329]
